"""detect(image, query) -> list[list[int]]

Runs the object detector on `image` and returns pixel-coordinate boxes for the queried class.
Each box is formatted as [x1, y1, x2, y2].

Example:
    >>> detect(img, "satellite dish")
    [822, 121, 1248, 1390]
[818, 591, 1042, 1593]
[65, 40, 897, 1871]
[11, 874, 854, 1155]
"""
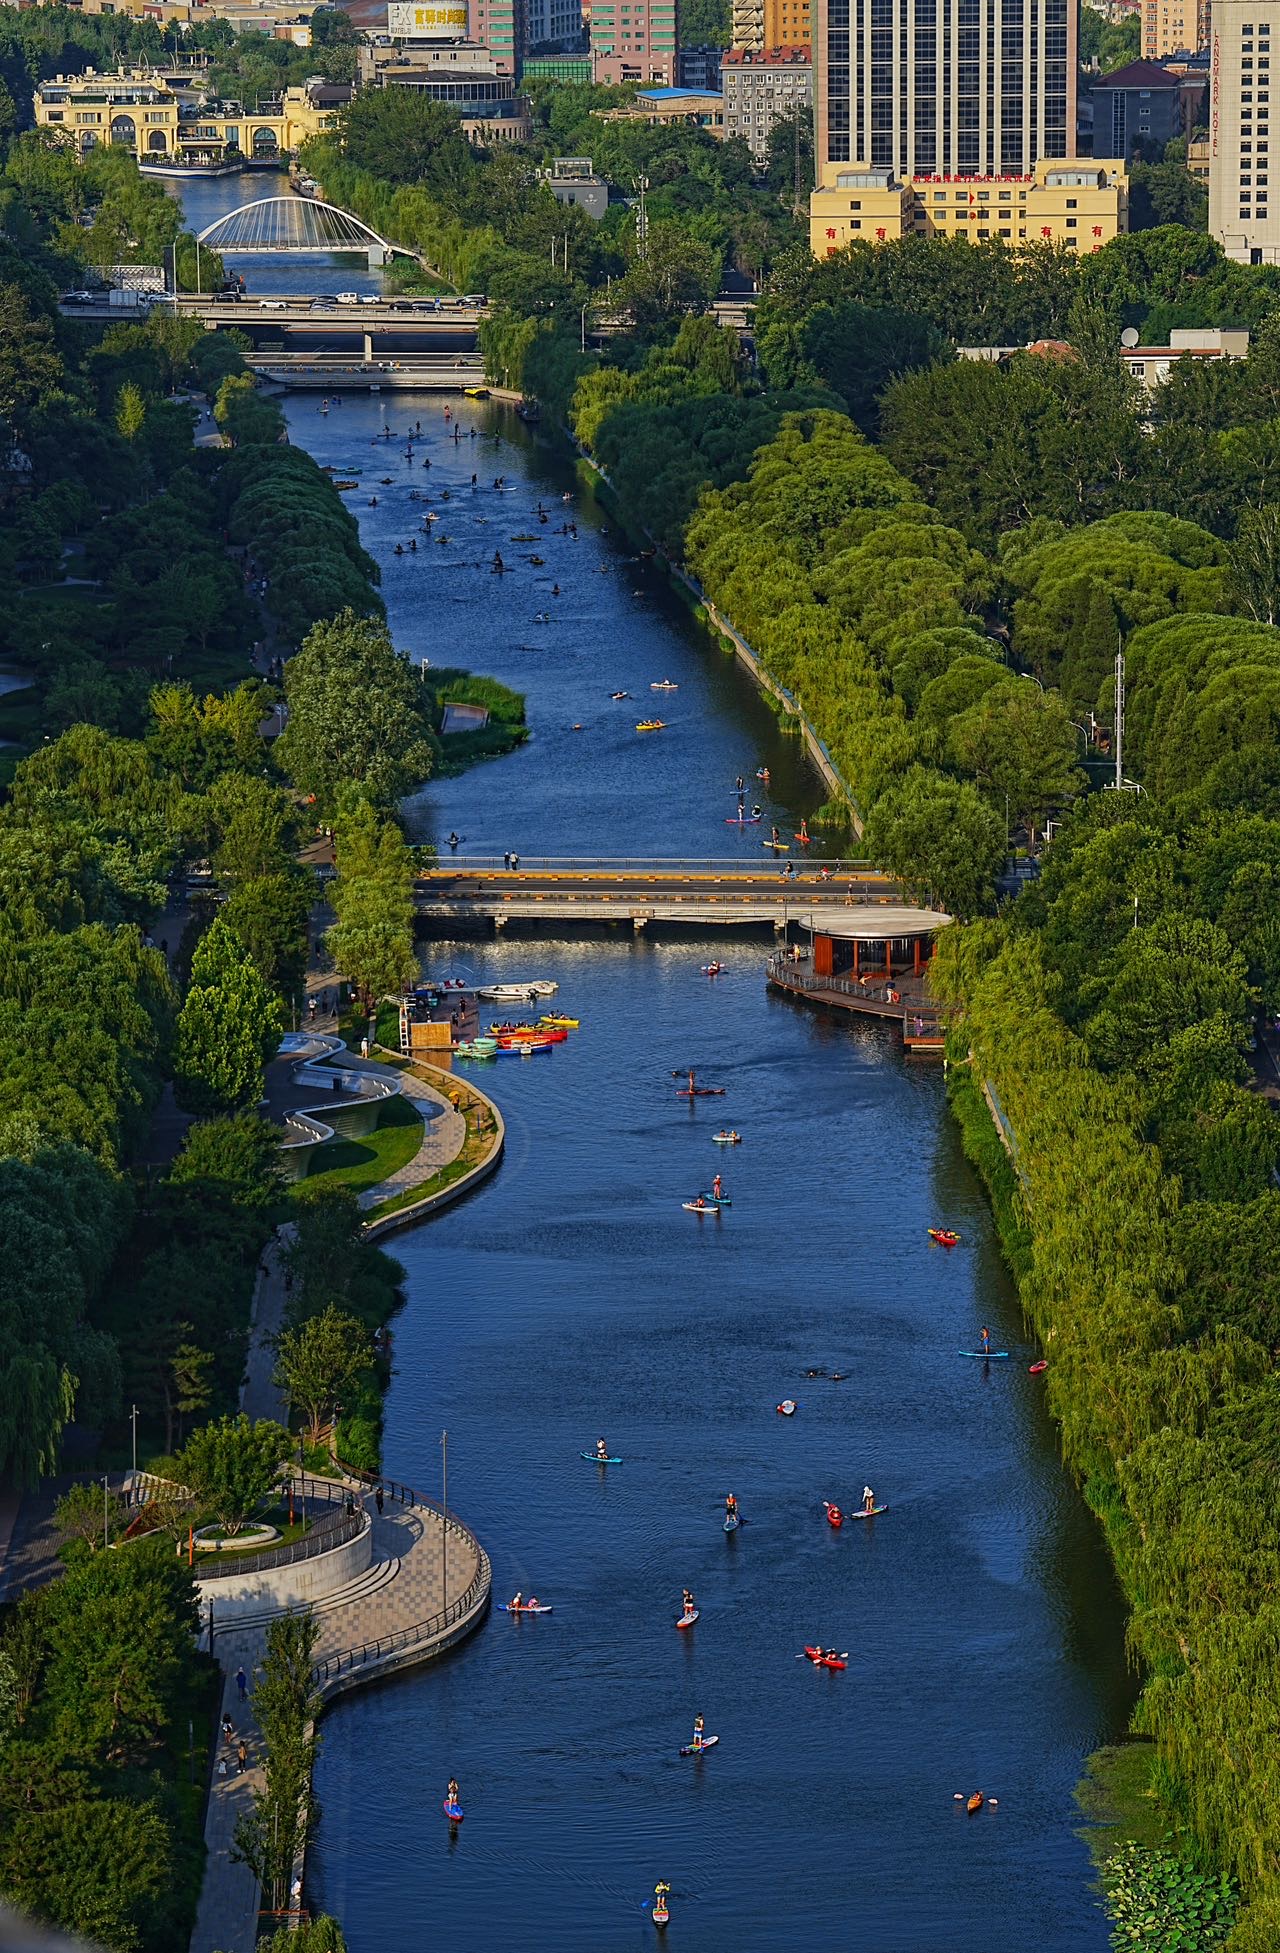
[1120, 326, 1140, 347]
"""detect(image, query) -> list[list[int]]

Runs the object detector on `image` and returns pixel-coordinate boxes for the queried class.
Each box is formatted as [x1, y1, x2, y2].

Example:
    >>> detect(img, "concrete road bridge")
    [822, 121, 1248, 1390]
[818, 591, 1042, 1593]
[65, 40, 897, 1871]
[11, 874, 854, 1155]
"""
[413, 859, 942, 936]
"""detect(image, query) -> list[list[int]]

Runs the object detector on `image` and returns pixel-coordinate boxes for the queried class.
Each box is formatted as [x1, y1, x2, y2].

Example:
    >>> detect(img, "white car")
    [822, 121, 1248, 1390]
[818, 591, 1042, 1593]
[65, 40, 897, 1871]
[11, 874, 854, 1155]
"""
[358, 294, 380, 305]
[336, 291, 360, 303]
[258, 298, 287, 310]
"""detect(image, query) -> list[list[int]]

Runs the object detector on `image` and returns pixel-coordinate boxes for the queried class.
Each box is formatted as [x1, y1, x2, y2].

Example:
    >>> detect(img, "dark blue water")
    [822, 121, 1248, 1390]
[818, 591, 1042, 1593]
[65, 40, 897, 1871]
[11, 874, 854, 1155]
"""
[170, 186, 1132, 1947]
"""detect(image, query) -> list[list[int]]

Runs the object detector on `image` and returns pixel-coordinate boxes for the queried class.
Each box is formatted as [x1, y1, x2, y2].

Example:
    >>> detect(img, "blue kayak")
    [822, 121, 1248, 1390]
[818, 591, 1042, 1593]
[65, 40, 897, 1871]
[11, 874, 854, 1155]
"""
[581, 1452, 622, 1463]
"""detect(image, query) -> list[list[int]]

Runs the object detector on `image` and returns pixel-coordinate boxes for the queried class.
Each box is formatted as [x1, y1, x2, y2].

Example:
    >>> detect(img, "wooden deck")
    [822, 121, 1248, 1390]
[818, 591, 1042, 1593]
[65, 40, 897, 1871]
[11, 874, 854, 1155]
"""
[765, 958, 951, 1054]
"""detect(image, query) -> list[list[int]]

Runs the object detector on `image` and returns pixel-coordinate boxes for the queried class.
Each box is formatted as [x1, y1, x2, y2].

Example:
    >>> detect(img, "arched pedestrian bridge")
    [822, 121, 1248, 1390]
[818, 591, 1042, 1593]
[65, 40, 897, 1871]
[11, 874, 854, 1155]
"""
[196, 197, 403, 266]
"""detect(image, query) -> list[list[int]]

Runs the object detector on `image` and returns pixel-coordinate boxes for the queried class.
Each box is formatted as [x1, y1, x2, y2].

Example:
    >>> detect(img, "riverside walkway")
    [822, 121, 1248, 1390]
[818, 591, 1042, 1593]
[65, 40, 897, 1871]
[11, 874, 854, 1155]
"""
[190, 1238, 490, 1953]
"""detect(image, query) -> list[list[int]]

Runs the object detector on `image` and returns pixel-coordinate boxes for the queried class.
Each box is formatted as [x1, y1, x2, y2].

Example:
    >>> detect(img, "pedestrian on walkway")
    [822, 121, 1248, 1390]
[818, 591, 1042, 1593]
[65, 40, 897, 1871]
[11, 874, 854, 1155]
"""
[375, 1484, 385, 1515]
[236, 1665, 248, 1703]
[237, 1742, 248, 1775]
[221, 1714, 234, 1744]
[217, 1756, 228, 1780]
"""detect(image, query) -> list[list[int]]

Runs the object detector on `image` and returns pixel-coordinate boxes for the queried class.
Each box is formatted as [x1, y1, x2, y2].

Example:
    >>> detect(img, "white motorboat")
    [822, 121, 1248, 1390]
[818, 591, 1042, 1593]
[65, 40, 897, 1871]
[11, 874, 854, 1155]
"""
[475, 980, 559, 1002]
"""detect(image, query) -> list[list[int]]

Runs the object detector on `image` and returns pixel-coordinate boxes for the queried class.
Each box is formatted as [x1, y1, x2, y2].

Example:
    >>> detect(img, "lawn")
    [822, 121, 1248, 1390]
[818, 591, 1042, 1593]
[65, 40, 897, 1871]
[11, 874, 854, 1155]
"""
[304, 1094, 423, 1194]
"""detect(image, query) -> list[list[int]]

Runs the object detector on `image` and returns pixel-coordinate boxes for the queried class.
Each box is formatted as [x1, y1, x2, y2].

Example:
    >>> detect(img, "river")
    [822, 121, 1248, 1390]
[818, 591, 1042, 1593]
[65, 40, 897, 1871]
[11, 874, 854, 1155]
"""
[175, 180, 1132, 1949]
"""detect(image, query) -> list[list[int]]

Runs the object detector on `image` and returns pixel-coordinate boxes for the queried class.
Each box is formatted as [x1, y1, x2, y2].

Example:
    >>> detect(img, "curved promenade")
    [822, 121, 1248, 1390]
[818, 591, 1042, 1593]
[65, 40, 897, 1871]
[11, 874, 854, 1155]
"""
[189, 1233, 492, 1953]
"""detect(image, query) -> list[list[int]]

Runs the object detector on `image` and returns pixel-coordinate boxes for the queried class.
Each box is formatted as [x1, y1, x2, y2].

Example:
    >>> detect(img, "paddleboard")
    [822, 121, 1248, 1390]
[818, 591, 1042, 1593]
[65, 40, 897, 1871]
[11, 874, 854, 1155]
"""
[683, 1201, 720, 1214]
[724, 815, 761, 824]
[959, 1350, 1010, 1359]
[723, 1513, 740, 1532]
[443, 1800, 464, 1822]
[679, 1735, 719, 1756]
[849, 1505, 887, 1519]
[500, 1604, 553, 1613]
[581, 1452, 622, 1463]
[676, 1610, 699, 1629]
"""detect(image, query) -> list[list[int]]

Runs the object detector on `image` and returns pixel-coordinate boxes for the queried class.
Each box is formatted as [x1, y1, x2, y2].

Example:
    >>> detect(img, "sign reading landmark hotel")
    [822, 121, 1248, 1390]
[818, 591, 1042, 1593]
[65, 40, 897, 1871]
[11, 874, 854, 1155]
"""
[386, 0, 469, 34]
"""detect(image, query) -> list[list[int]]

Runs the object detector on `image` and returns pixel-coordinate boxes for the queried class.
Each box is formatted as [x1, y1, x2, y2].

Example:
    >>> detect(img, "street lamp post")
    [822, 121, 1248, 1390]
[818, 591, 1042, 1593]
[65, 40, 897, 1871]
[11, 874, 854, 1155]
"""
[440, 1429, 449, 1608]
[130, 1402, 138, 1481]
[580, 302, 590, 353]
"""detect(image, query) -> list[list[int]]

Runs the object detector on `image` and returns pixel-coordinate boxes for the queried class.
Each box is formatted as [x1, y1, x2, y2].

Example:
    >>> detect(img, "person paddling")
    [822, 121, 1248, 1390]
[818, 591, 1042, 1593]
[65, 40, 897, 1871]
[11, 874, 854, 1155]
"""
[725, 1492, 738, 1521]
[712, 1173, 724, 1201]
[595, 1437, 610, 1461]
[979, 1325, 993, 1355]
[682, 1588, 696, 1616]
[510, 1591, 523, 1610]
[691, 1714, 705, 1753]
[862, 1485, 876, 1515]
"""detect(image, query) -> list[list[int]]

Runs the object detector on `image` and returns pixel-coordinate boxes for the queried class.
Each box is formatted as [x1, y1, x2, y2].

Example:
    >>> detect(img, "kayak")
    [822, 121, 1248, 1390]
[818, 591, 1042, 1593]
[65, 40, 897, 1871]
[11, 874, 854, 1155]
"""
[443, 1800, 464, 1822]
[967, 1791, 985, 1816]
[700, 966, 725, 976]
[824, 1502, 843, 1528]
[803, 1646, 848, 1670]
[723, 1512, 740, 1532]
[676, 1609, 699, 1629]
[501, 1603, 553, 1614]
[581, 1452, 622, 1463]
[849, 1505, 887, 1519]
[1029, 1359, 1049, 1374]
[928, 1228, 961, 1247]
[679, 1735, 719, 1756]
[683, 1201, 720, 1214]
[959, 1350, 1010, 1359]
[776, 1400, 797, 1416]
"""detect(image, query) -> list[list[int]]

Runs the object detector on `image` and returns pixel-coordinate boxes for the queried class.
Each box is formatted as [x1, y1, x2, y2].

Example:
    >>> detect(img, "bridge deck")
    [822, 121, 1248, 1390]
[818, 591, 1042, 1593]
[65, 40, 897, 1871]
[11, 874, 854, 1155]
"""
[413, 865, 945, 935]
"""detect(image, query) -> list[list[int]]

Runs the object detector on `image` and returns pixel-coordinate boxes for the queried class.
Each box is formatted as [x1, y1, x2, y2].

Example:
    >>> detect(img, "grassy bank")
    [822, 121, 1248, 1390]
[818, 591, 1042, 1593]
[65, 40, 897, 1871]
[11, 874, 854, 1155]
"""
[304, 1094, 424, 1195]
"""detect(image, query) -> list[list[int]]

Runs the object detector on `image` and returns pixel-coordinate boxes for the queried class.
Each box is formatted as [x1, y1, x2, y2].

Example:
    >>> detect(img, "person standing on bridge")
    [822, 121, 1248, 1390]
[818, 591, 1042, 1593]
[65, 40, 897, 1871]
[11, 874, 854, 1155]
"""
[511, 853, 520, 872]
[503, 851, 511, 870]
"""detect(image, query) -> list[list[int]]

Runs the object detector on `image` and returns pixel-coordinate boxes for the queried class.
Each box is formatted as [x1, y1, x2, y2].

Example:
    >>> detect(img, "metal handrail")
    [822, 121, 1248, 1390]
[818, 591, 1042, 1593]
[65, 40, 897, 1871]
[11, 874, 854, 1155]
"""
[309, 1459, 491, 1685]
[416, 856, 881, 873]
[311, 1546, 491, 1687]
[198, 1506, 366, 1580]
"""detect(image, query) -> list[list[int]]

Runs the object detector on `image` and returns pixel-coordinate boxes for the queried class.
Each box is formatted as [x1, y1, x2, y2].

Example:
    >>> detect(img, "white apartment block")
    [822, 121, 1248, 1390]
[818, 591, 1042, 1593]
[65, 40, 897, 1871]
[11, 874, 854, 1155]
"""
[1209, 0, 1278, 257]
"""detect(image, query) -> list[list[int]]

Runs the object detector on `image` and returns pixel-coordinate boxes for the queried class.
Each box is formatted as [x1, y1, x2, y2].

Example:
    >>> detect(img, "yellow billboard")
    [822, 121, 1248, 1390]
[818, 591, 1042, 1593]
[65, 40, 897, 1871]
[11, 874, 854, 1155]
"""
[387, 1, 469, 35]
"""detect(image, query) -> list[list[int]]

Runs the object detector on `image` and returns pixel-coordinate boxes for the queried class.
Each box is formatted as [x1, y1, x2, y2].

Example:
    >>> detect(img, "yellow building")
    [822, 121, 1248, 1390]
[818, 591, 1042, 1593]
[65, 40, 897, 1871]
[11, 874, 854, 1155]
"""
[809, 158, 1128, 255]
[34, 70, 343, 165]
[764, 0, 810, 47]
[1141, 0, 1208, 57]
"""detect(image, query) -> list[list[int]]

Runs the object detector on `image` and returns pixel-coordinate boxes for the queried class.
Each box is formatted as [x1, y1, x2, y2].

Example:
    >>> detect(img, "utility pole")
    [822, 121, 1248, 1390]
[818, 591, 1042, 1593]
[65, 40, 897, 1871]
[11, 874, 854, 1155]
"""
[130, 1403, 138, 1480]
[1113, 636, 1124, 793]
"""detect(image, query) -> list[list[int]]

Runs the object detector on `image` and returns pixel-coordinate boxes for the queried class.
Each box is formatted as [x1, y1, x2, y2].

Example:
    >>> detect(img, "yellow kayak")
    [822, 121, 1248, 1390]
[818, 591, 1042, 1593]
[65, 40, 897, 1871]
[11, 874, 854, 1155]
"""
[540, 1014, 579, 1028]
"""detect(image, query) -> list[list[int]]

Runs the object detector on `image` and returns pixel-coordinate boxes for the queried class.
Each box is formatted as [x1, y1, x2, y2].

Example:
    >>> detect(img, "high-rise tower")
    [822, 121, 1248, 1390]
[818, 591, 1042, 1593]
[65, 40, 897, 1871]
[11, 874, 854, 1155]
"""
[813, 0, 1075, 179]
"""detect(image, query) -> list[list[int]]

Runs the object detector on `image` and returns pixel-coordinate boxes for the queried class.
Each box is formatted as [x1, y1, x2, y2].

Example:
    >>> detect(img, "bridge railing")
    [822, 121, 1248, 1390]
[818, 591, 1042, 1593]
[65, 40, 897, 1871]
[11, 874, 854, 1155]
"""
[416, 856, 883, 873]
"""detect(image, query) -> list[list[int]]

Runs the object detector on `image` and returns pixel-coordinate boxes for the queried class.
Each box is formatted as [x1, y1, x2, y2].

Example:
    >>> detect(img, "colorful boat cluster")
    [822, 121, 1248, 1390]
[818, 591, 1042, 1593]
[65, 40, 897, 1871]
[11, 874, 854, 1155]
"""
[455, 1013, 581, 1061]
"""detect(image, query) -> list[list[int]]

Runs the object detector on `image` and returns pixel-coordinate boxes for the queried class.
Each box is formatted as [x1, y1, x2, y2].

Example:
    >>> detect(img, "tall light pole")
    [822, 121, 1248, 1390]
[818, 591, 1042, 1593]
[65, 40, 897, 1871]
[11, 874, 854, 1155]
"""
[1113, 637, 1125, 793]
[102, 1475, 110, 1552]
[580, 301, 590, 353]
[440, 1430, 449, 1606]
[130, 1402, 138, 1481]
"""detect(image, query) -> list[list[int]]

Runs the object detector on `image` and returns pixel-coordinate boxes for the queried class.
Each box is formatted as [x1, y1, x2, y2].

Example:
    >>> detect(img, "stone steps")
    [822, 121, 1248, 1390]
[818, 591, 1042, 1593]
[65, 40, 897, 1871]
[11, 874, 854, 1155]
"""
[213, 1549, 404, 1639]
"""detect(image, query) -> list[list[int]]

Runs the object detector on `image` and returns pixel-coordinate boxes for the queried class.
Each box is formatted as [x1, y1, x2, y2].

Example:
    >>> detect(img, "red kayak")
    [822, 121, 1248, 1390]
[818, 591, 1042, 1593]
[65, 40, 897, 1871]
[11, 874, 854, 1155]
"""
[928, 1227, 961, 1248]
[1029, 1360, 1048, 1374]
[803, 1646, 848, 1670]
[824, 1502, 843, 1528]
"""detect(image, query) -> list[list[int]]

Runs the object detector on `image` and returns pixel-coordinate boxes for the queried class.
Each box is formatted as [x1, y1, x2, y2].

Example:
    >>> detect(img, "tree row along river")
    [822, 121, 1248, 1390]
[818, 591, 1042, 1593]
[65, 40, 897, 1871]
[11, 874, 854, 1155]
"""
[181, 182, 1133, 1949]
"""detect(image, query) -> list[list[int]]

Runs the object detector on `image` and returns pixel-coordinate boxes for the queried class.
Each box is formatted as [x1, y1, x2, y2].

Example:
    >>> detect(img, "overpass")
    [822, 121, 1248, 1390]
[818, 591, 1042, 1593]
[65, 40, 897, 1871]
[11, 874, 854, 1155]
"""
[412, 860, 944, 936]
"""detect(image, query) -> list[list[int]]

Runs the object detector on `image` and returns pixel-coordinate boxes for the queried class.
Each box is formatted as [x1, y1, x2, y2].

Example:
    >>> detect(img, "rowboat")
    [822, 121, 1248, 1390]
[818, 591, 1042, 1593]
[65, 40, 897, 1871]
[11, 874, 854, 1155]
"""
[454, 1041, 496, 1060]
[463, 386, 490, 399]
[498, 1027, 567, 1044]
[540, 1014, 579, 1027]
[966, 1792, 984, 1816]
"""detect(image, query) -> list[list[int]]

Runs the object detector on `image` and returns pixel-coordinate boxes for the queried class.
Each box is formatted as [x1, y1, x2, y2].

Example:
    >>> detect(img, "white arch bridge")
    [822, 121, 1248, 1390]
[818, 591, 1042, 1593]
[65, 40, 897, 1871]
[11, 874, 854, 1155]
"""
[196, 198, 406, 266]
